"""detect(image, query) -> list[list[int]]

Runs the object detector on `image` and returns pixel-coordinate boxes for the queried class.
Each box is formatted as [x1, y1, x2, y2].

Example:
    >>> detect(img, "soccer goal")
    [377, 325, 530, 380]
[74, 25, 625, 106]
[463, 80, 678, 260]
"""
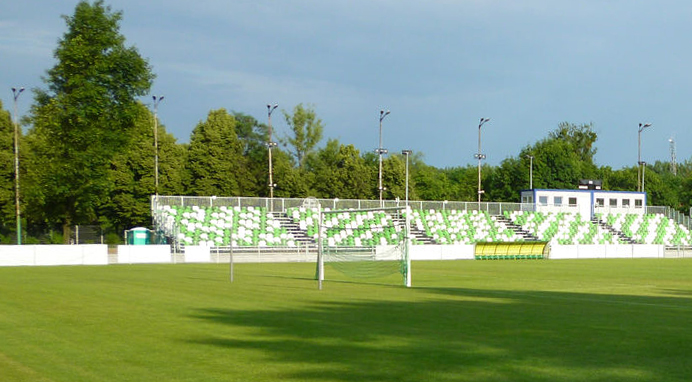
[316, 205, 411, 289]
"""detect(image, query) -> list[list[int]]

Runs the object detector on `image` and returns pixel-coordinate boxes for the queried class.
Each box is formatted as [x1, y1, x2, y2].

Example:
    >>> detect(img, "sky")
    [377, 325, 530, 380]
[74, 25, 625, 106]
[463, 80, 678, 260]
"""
[2, 0, 691, 170]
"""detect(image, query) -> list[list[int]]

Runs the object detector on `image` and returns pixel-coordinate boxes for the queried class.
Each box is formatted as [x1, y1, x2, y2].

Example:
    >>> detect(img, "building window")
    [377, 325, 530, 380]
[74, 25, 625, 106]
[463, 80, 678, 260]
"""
[554, 196, 563, 206]
[609, 198, 617, 207]
[568, 197, 577, 207]
[539, 196, 548, 206]
[596, 198, 604, 207]
[635, 199, 643, 208]
[622, 199, 630, 208]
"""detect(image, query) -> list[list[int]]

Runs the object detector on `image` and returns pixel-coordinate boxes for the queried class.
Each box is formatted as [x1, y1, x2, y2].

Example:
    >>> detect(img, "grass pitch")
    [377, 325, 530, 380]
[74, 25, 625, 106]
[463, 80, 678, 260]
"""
[1, 259, 692, 381]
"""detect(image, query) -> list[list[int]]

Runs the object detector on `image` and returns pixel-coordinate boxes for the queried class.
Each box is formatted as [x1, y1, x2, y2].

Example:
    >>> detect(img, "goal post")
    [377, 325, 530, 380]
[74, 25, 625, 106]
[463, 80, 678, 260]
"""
[317, 205, 411, 289]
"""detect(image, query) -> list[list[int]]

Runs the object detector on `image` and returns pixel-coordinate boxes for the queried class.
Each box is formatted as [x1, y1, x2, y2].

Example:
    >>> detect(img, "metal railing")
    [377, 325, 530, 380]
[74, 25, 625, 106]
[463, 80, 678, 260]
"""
[151, 195, 536, 215]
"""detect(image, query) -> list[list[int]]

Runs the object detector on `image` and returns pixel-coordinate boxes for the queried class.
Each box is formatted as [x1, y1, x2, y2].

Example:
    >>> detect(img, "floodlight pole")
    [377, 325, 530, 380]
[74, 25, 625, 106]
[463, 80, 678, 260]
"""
[267, 104, 278, 211]
[474, 118, 490, 208]
[11, 87, 24, 245]
[401, 149, 413, 288]
[152, 95, 164, 197]
[641, 161, 647, 194]
[526, 155, 534, 189]
[377, 110, 390, 207]
[317, 203, 324, 290]
[637, 123, 651, 192]
[402, 150, 412, 206]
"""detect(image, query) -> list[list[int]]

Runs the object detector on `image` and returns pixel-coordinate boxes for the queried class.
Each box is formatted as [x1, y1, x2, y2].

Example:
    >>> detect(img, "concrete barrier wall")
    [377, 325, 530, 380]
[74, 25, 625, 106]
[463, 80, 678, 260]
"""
[410, 245, 475, 260]
[184, 246, 211, 263]
[548, 244, 664, 259]
[116, 245, 172, 264]
[0, 243, 672, 267]
[0, 245, 108, 266]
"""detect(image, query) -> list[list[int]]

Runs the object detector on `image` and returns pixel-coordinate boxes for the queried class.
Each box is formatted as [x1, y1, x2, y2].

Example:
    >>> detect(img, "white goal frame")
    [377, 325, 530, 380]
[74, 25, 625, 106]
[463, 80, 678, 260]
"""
[317, 205, 412, 289]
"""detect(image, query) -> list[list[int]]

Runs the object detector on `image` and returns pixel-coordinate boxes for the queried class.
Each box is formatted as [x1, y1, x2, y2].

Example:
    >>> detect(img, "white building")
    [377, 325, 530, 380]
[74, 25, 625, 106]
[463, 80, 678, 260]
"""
[520, 189, 647, 219]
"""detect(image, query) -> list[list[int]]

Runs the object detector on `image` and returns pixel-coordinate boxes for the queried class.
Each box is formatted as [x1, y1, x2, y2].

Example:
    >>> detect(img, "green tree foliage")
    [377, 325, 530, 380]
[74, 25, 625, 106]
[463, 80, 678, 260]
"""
[549, 122, 598, 164]
[232, 112, 269, 196]
[272, 149, 310, 198]
[27, 0, 154, 241]
[308, 139, 374, 199]
[282, 104, 324, 169]
[186, 109, 250, 196]
[680, 171, 692, 213]
[100, 104, 186, 232]
[0, 102, 15, 235]
[411, 162, 452, 201]
[487, 157, 523, 202]
[487, 122, 601, 201]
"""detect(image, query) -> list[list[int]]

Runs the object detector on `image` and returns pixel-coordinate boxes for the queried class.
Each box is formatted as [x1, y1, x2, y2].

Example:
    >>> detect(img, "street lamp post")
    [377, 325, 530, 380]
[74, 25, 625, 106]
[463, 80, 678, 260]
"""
[267, 104, 278, 210]
[526, 155, 534, 189]
[152, 95, 164, 196]
[401, 150, 412, 205]
[11, 87, 24, 245]
[377, 110, 390, 207]
[474, 118, 490, 207]
[641, 161, 648, 193]
[637, 122, 652, 192]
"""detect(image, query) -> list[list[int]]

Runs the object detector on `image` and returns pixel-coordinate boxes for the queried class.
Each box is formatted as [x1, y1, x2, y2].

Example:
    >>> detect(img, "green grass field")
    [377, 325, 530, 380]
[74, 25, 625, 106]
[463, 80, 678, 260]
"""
[1, 259, 692, 381]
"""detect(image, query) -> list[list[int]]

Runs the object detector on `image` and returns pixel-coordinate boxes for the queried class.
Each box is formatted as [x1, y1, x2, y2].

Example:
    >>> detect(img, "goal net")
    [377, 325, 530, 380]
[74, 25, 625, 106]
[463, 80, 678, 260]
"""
[316, 206, 411, 288]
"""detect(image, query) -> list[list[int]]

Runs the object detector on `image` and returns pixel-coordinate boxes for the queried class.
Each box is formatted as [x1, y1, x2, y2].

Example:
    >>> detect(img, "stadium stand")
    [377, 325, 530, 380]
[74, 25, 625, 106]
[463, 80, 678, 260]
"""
[152, 197, 692, 250]
[597, 213, 692, 246]
[507, 211, 625, 245]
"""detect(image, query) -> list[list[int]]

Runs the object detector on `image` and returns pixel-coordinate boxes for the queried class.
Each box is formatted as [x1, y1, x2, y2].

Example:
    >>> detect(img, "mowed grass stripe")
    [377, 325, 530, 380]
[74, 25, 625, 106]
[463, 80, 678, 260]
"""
[0, 259, 691, 381]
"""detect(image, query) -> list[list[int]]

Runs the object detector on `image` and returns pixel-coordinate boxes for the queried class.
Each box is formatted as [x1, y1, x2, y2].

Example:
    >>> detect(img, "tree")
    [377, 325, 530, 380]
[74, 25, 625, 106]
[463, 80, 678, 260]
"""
[0, 101, 15, 238]
[549, 122, 598, 164]
[382, 155, 406, 201]
[272, 149, 310, 198]
[486, 157, 523, 202]
[411, 163, 451, 201]
[27, 0, 154, 242]
[186, 109, 250, 196]
[308, 139, 374, 199]
[100, 103, 186, 233]
[282, 104, 324, 169]
[232, 112, 269, 196]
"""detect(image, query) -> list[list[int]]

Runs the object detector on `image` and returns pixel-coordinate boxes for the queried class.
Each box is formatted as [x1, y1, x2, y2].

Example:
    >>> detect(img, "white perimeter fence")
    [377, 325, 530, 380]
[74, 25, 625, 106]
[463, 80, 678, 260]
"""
[1, 243, 691, 266]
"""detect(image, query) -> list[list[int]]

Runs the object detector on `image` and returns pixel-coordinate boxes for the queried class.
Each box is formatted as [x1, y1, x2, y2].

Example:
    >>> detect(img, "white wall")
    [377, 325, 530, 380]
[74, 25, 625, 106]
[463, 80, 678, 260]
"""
[409, 244, 475, 260]
[185, 245, 211, 263]
[548, 244, 664, 259]
[116, 245, 171, 264]
[0, 245, 108, 266]
[0, 243, 670, 267]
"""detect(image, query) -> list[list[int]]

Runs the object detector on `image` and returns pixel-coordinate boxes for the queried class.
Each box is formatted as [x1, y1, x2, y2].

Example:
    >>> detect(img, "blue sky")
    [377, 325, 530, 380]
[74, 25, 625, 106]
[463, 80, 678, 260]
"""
[2, 1, 691, 170]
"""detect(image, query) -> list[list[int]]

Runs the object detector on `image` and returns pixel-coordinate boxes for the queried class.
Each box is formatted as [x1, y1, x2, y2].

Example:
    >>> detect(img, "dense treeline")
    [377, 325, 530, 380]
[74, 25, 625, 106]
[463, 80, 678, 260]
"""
[1, 1, 690, 243]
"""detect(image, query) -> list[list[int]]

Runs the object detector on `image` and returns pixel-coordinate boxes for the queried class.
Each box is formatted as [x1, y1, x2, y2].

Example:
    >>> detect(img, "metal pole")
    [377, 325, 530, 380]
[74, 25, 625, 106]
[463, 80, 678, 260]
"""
[638, 127, 641, 192]
[637, 123, 651, 192]
[641, 161, 647, 193]
[401, 149, 412, 288]
[402, 150, 412, 205]
[378, 110, 390, 207]
[527, 155, 534, 189]
[152, 95, 164, 196]
[317, 203, 324, 290]
[267, 104, 278, 211]
[474, 118, 490, 207]
[12, 87, 24, 245]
